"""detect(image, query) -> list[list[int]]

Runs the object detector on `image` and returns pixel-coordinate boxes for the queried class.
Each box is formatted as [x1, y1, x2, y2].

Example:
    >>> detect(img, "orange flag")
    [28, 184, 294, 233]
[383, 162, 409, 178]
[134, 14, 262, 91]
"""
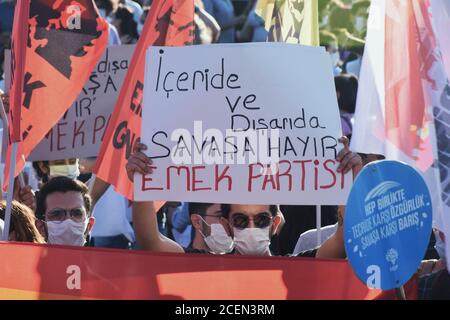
[4, 0, 108, 190]
[94, 0, 194, 200]
[8, 0, 29, 143]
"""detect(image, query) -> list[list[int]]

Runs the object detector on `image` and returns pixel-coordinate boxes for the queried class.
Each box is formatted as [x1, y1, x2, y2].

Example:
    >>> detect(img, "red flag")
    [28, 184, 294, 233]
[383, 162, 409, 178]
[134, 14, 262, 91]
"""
[4, 0, 108, 190]
[8, 0, 29, 143]
[94, 0, 194, 200]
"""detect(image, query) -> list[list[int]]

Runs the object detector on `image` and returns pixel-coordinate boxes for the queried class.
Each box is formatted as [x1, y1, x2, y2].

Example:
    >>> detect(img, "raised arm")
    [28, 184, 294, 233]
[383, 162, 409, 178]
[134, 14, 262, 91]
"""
[133, 201, 184, 253]
[127, 143, 184, 253]
[89, 177, 110, 208]
[316, 136, 362, 259]
[316, 206, 346, 259]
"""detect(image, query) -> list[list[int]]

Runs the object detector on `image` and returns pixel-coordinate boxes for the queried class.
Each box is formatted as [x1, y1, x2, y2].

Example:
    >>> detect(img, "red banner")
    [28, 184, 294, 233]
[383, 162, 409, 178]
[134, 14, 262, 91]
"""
[0, 242, 418, 300]
[94, 0, 194, 200]
[4, 0, 108, 190]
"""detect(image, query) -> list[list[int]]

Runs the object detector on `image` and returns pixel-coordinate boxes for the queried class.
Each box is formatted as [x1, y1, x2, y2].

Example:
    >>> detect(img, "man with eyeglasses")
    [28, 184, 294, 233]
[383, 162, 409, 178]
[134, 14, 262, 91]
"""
[128, 139, 362, 258]
[36, 176, 95, 246]
[217, 203, 349, 258]
[186, 202, 234, 254]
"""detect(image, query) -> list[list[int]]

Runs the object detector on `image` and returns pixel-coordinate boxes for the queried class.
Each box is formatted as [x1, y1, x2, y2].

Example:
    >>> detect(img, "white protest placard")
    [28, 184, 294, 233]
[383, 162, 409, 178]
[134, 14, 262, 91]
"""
[135, 43, 352, 205]
[3, 45, 135, 161]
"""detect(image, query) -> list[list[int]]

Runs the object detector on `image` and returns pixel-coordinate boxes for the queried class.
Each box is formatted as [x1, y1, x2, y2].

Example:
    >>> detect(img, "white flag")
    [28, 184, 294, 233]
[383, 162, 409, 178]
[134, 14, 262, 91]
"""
[351, 0, 450, 269]
[430, 0, 450, 271]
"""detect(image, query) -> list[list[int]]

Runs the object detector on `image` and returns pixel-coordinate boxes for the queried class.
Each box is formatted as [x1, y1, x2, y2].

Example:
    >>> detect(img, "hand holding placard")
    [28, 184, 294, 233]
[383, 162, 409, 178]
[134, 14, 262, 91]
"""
[136, 43, 352, 205]
[345, 160, 432, 290]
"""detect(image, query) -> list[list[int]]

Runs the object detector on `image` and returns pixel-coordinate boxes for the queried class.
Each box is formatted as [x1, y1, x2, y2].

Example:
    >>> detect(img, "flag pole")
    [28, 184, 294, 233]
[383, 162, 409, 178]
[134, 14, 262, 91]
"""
[316, 205, 321, 247]
[1, 142, 18, 241]
[0, 94, 18, 241]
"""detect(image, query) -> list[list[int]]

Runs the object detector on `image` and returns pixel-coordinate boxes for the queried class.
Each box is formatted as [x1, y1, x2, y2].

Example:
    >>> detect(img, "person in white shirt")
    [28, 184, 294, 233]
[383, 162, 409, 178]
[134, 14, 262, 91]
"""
[90, 185, 135, 249]
[292, 224, 338, 256]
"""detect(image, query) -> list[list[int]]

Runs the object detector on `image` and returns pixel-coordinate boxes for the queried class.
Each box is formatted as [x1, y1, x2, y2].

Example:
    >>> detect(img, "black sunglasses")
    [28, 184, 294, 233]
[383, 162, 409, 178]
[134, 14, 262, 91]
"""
[230, 212, 273, 230]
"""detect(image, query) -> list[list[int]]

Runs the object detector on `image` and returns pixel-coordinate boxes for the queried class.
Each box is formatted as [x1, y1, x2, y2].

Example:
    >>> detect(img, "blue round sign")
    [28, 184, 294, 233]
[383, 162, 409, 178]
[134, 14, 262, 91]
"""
[344, 160, 432, 290]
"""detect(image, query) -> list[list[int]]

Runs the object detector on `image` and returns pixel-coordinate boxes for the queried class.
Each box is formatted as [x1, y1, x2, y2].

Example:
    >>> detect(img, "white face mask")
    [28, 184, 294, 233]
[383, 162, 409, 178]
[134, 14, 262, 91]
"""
[198, 216, 234, 254]
[47, 219, 88, 246]
[233, 226, 271, 256]
[49, 162, 80, 180]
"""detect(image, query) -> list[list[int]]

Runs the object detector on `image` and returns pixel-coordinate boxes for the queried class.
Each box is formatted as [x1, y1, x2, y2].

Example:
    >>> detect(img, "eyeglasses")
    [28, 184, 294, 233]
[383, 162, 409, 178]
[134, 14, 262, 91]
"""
[46, 207, 87, 223]
[230, 212, 272, 230]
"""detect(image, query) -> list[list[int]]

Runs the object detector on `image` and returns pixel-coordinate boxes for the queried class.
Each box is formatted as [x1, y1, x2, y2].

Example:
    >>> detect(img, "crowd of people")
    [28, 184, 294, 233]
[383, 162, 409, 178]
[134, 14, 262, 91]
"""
[0, 0, 449, 300]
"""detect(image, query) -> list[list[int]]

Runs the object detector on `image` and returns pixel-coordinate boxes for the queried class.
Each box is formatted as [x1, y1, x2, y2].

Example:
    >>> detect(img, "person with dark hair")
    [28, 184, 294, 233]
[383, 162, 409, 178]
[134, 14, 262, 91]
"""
[334, 73, 358, 138]
[0, 200, 45, 244]
[218, 204, 282, 256]
[36, 176, 95, 246]
[111, 4, 139, 44]
[33, 158, 81, 186]
[186, 202, 234, 254]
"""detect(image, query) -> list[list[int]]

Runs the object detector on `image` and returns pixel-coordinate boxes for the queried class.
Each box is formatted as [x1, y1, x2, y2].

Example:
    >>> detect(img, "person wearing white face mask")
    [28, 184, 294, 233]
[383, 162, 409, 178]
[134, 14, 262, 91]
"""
[127, 139, 363, 258]
[36, 176, 95, 246]
[49, 161, 81, 180]
[187, 203, 234, 254]
[219, 204, 278, 256]
[33, 158, 81, 186]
